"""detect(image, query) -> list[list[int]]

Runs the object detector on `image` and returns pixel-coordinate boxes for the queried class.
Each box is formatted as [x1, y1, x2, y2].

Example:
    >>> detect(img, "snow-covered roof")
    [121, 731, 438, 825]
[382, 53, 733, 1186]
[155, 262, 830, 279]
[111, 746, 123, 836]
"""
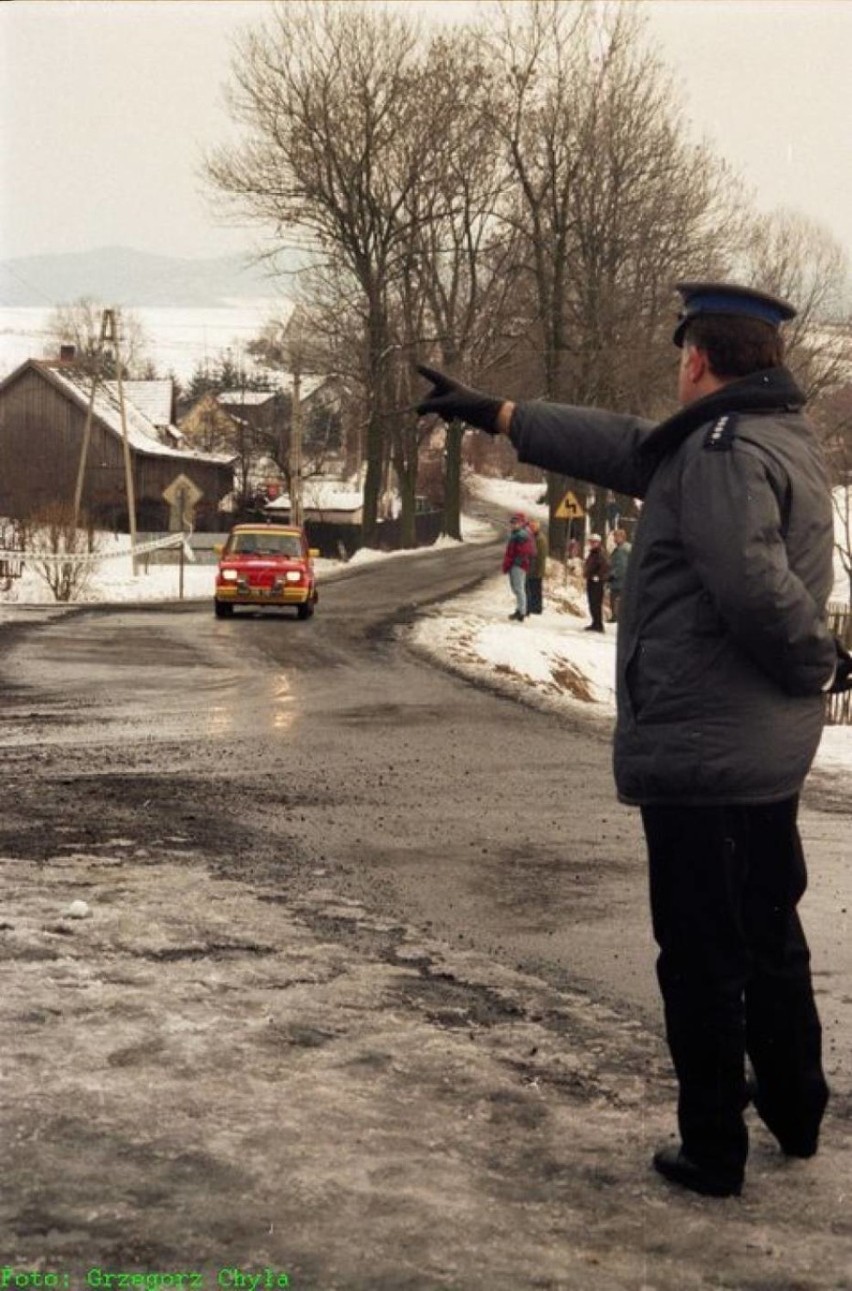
[274, 374, 329, 402]
[37, 363, 233, 465]
[267, 479, 363, 513]
[121, 380, 173, 426]
[217, 375, 331, 404]
[217, 390, 277, 407]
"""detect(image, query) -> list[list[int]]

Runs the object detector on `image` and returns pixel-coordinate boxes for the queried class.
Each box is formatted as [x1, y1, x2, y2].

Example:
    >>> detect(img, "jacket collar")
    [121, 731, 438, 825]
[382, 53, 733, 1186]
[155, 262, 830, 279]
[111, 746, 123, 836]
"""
[639, 366, 805, 463]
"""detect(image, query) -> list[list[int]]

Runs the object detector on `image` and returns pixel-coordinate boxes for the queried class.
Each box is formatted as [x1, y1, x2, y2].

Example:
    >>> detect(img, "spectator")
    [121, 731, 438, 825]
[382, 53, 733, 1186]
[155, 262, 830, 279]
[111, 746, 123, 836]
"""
[502, 513, 536, 622]
[526, 519, 548, 615]
[583, 533, 609, 632]
[607, 528, 632, 623]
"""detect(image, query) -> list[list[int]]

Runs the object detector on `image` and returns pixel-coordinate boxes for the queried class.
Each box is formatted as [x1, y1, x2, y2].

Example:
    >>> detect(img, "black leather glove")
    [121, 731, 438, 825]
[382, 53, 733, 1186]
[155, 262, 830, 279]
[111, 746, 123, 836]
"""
[830, 637, 852, 693]
[416, 364, 504, 434]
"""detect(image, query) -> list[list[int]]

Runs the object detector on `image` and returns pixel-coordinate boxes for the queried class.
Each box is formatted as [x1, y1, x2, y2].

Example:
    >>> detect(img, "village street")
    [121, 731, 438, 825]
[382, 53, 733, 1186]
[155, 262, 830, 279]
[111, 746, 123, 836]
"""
[1, 545, 850, 1290]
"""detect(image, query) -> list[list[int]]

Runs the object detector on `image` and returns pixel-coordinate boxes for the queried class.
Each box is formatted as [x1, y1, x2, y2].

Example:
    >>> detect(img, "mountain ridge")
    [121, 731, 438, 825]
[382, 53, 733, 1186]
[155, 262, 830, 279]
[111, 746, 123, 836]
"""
[0, 246, 303, 308]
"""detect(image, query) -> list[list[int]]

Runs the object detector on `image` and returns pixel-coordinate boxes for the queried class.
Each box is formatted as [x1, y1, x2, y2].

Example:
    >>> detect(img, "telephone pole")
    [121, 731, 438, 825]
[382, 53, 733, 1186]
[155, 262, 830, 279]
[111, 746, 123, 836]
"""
[104, 309, 138, 574]
[288, 308, 304, 528]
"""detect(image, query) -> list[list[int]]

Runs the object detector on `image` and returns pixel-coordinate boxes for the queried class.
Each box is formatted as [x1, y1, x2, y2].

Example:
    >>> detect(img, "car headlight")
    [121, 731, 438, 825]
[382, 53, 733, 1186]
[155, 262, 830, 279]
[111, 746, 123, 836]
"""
[285, 570, 303, 583]
[220, 569, 239, 582]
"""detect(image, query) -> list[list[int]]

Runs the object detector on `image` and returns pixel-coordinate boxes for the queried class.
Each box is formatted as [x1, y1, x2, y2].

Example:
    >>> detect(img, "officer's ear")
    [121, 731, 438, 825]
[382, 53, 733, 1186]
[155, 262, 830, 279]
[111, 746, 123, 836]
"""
[683, 343, 709, 384]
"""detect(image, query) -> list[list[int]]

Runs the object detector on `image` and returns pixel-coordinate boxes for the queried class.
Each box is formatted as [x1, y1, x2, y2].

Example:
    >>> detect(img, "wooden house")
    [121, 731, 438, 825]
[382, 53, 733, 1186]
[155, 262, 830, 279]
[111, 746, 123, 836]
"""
[265, 478, 364, 525]
[0, 357, 235, 531]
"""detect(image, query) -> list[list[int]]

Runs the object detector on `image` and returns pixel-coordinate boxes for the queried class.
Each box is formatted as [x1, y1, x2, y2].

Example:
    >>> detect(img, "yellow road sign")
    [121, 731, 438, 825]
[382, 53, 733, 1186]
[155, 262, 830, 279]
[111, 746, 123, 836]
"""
[555, 490, 584, 520]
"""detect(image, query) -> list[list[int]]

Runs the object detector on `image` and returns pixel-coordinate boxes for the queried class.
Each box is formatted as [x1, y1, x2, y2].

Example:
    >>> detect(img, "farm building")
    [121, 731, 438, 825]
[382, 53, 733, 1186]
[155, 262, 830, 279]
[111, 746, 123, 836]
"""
[0, 357, 235, 531]
[266, 478, 364, 526]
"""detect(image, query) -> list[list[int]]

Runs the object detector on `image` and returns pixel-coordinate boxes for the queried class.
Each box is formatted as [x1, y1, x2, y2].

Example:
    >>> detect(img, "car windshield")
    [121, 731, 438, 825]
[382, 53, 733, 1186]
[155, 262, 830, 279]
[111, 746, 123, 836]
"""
[228, 533, 303, 557]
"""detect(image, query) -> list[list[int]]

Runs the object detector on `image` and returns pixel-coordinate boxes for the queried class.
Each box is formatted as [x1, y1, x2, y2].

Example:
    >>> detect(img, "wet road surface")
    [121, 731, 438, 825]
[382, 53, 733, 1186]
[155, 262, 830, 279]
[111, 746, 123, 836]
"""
[1, 539, 849, 1086]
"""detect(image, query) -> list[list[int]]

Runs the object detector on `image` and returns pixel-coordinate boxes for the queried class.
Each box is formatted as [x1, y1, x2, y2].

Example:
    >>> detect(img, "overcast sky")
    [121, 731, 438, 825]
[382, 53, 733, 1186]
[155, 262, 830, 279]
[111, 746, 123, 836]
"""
[1, 0, 851, 271]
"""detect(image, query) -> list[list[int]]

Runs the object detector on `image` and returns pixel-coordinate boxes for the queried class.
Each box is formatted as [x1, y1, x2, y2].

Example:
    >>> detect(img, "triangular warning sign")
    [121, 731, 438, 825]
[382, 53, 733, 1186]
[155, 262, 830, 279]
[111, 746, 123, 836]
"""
[555, 490, 584, 520]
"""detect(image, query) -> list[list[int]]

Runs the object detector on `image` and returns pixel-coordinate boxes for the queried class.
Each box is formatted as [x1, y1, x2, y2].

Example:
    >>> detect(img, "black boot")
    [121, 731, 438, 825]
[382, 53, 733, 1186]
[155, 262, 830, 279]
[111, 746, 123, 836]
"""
[653, 1145, 743, 1198]
[744, 1077, 823, 1158]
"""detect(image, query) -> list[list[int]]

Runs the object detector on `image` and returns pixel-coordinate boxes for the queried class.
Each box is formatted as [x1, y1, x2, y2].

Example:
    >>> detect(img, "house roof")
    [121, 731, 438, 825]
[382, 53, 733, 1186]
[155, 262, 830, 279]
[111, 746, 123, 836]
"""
[267, 479, 363, 514]
[217, 375, 330, 405]
[27, 361, 234, 465]
[217, 390, 278, 407]
[121, 380, 173, 426]
[274, 374, 328, 401]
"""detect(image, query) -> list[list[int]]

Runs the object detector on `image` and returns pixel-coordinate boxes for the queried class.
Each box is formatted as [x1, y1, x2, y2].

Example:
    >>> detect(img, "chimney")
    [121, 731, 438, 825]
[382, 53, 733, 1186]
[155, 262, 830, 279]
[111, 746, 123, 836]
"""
[59, 344, 76, 362]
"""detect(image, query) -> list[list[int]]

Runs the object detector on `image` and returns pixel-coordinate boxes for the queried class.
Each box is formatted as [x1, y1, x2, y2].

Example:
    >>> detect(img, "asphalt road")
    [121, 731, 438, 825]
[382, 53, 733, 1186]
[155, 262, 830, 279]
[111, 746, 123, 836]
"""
[1, 538, 849, 1085]
[3, 541, 852, 1285]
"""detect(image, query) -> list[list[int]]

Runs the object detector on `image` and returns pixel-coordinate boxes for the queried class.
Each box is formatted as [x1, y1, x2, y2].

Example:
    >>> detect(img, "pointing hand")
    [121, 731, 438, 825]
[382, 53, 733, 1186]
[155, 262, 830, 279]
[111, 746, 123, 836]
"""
[416, 364, 504, 435]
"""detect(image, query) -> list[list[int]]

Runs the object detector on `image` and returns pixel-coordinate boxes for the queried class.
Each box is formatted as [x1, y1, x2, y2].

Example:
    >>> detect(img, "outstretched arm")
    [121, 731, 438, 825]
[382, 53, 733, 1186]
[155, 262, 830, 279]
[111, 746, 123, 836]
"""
[417, 363, 656, 498]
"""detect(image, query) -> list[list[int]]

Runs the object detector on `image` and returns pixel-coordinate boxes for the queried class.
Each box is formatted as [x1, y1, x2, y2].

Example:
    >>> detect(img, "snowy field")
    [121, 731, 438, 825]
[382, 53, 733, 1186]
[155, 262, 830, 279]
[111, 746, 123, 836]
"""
[1, 475, 848, 786]
[0, 303, 282, 384]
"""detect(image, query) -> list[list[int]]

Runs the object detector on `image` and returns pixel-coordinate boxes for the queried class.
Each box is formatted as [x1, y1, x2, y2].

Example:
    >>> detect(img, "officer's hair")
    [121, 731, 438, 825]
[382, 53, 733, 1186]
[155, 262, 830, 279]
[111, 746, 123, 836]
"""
[683, 315, 785, 378]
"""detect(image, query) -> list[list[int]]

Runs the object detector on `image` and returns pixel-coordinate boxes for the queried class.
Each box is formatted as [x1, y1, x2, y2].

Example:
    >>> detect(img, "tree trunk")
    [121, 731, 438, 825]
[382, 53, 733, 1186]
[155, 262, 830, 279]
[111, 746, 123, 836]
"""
[398, 460, 418, 548]
[361, 301, 390, 548]
[443, 420, 463, 540]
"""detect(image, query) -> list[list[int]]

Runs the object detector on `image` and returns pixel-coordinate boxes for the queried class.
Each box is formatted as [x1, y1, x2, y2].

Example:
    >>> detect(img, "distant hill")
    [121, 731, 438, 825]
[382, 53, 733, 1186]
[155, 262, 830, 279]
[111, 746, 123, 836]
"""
[0, 245, 305, 308]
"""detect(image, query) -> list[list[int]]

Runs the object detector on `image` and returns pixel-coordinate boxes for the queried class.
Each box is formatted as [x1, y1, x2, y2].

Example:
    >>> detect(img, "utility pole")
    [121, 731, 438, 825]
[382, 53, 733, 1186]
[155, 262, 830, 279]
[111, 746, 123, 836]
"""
[73, 373, 99, 529]
[73, 310, 113, 527]
[288, 309, 304, 528]
[290, 362, 303, 527]
[106, 309, 138, 575]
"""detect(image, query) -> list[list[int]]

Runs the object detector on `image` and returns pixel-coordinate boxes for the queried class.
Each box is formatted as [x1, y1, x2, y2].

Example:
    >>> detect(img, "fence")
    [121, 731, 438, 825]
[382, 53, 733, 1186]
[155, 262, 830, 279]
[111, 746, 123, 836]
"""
[826, 601, 851, 726]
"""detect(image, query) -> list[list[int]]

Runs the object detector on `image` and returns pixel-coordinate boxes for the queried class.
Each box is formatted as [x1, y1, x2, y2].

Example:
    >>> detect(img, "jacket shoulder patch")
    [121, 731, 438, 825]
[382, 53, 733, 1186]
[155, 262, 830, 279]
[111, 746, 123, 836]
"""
[703, 413, 738, 452]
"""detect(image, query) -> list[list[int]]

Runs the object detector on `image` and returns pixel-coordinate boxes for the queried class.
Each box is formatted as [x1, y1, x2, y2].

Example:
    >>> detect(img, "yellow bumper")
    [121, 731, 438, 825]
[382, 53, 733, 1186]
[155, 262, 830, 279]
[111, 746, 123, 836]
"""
[215, 586, 311, 606]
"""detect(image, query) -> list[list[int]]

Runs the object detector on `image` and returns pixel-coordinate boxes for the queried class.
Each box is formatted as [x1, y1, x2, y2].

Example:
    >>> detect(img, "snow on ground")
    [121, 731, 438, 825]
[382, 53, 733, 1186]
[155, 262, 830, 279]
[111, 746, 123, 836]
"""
[411, 565, 616, 712]
[1, 484, 849, 783]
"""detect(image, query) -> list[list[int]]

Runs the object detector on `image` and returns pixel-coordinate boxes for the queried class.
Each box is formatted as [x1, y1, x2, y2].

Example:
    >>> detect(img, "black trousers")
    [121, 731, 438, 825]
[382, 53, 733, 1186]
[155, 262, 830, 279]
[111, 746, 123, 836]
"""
[586, 579, 604, 629]
[641, 798, 828, 1178]
[526, 575, 543, 614]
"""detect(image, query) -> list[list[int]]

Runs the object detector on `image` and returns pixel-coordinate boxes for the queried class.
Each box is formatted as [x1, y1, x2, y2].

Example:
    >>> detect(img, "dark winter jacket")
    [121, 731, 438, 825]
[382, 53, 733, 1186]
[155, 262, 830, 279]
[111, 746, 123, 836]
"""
[608, 543, 631, 592]
[583, 547, 610, 585]
[502, 527, 536, 575]
[510, 368, 836, 806]
[532, 531, 549, 578]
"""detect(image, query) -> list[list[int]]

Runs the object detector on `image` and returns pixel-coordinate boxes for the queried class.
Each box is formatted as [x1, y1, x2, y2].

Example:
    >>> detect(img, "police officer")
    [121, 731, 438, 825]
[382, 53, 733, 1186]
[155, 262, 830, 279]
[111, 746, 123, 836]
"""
[417, 283, 852, 1198]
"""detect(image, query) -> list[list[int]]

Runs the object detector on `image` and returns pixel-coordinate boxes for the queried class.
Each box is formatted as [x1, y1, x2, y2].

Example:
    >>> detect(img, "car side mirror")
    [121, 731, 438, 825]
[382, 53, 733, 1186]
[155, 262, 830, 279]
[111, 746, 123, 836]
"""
[213, 543, 224, 556]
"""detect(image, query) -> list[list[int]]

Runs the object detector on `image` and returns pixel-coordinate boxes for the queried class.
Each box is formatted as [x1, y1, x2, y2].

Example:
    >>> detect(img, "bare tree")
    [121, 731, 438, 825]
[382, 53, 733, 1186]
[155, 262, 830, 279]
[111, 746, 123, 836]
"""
[206, 1, 450, 547]
[22, 503, 98, 603]
[737, 209, 851, 399]
[833, 481, 852, 612]
[252, 269, 370, 490]
[406, 28, 525, 539]
[45, 298, 151, 378]
[483, 0, 739, 550]
[811, 380, 852, 610]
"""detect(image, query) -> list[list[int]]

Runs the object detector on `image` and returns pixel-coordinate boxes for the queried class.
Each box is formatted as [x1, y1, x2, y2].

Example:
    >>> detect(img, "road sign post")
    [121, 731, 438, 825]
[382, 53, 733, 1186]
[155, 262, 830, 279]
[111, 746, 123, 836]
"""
[555, 491, 585, 586]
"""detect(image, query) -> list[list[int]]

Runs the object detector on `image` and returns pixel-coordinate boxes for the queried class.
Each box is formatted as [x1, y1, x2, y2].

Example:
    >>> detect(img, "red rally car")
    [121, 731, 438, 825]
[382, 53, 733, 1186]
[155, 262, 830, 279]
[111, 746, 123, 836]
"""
[213, 523, 319, 620]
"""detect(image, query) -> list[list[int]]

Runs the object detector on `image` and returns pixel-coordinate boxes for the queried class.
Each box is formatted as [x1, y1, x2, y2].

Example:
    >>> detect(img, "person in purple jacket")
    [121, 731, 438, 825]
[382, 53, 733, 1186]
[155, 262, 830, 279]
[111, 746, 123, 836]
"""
[417, 282, 852, 1199]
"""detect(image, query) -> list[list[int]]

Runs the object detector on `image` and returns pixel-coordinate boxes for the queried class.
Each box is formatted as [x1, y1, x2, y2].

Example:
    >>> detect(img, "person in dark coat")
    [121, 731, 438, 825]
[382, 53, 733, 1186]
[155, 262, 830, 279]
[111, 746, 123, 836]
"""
[502, 512, 536, 621]
[417, 281, 852, 1199]
[582, 533, 609, 631]
[607, 528, 631, 623]
[525, 519, 548, 615]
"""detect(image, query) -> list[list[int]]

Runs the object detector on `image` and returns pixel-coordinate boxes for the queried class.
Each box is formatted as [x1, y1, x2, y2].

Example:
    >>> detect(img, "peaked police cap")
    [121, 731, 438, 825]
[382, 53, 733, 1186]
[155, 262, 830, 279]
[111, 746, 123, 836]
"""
[673, 281, 796, 348]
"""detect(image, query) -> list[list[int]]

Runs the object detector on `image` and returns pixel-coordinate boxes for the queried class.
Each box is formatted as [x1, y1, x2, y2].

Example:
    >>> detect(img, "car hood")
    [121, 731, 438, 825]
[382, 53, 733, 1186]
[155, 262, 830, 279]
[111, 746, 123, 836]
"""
[220, 557, 307, 571]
